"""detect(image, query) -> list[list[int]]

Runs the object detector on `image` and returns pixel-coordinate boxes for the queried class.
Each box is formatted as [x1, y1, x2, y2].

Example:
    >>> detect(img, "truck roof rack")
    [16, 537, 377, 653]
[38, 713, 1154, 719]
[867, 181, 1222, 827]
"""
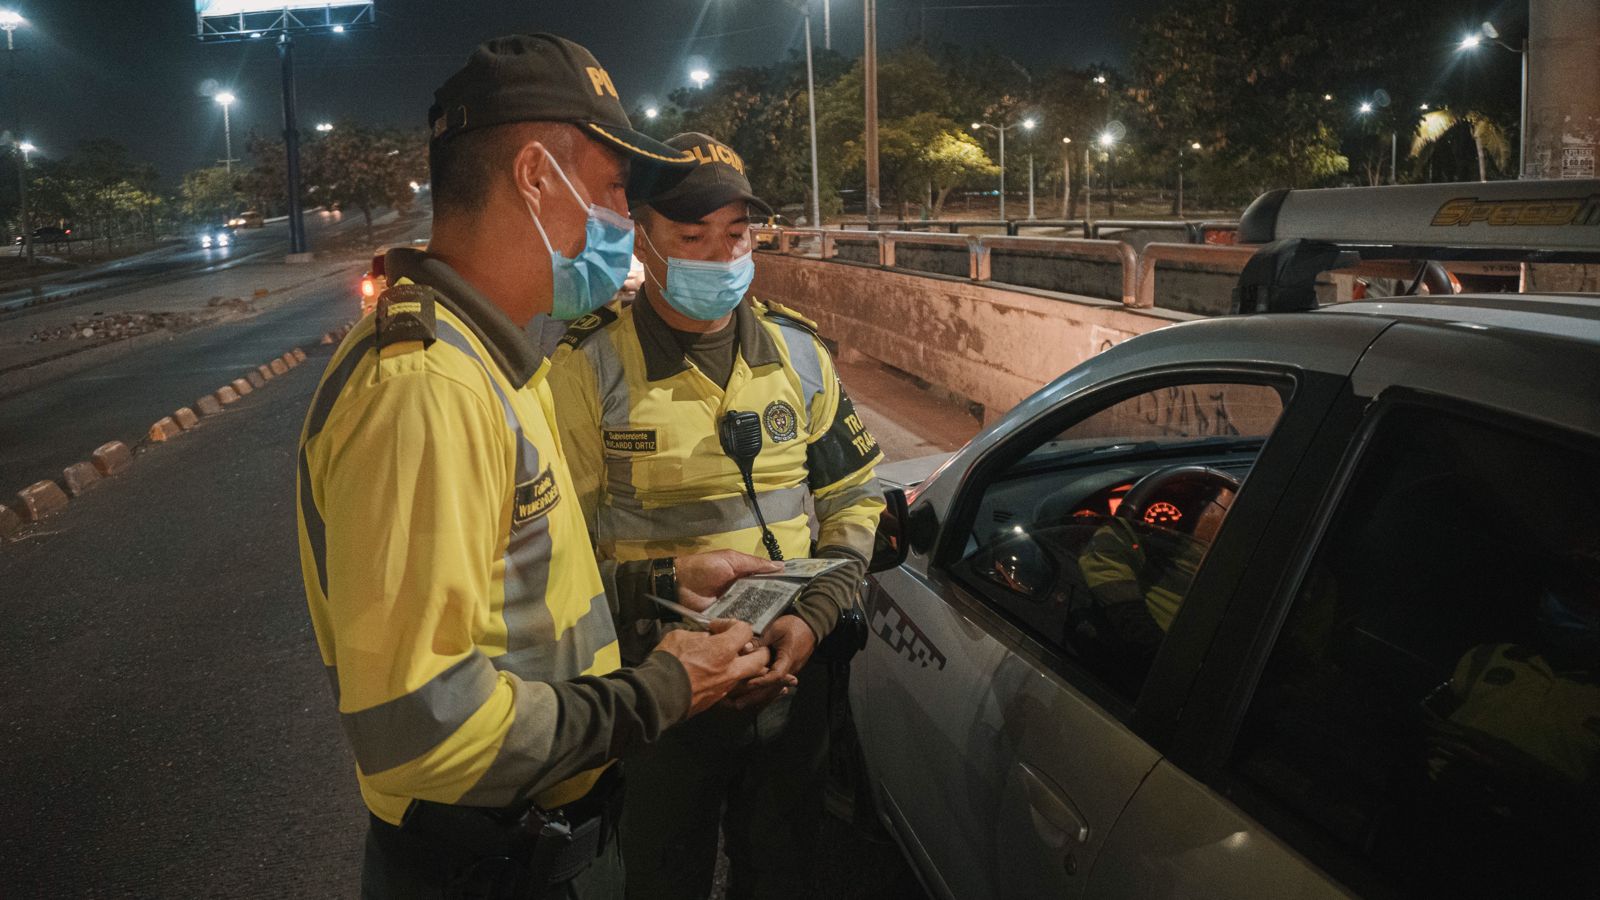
[1233, 179, 1600, 313]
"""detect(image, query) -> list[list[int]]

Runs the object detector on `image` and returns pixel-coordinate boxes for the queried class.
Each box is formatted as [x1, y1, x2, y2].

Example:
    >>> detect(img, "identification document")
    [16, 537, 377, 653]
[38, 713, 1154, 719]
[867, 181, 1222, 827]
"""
[702, 558, 854, 634]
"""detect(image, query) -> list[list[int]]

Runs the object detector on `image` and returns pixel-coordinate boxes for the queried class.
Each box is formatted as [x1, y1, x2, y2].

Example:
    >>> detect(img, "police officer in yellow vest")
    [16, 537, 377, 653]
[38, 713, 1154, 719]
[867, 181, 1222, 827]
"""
[547, 132, 885, 900]
[296, 37, 784, 898]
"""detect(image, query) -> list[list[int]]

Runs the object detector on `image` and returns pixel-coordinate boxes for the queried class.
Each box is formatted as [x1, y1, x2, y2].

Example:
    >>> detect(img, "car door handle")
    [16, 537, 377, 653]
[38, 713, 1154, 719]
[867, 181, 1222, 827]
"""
[1016, 762, 1090, 845]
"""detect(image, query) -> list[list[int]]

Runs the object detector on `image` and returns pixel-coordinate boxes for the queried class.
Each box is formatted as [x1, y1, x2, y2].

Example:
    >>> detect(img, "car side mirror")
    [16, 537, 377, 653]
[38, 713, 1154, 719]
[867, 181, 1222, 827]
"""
[870, 488, 913, 573]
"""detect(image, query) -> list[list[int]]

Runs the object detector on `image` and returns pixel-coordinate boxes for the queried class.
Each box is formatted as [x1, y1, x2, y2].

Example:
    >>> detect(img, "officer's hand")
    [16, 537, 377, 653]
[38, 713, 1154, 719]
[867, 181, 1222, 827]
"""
[656, 618, 773, 715]
[675, 550, 784, 613]
[727, 615, 816, 711]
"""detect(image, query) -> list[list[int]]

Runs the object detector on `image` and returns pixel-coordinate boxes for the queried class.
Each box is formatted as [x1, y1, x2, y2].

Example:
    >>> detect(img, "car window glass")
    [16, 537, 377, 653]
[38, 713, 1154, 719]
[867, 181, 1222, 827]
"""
[1229, 404, 1600, 897]
[953, 381, 1286, 703]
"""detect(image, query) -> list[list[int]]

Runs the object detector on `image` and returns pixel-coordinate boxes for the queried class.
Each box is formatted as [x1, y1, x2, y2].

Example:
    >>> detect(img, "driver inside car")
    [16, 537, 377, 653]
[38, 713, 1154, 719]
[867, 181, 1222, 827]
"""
[1075, 483, 1235, 669]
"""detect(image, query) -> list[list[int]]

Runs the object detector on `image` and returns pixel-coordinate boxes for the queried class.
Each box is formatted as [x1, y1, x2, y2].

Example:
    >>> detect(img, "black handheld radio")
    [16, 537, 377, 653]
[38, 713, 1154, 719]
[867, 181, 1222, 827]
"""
[719, 411, 784, 562]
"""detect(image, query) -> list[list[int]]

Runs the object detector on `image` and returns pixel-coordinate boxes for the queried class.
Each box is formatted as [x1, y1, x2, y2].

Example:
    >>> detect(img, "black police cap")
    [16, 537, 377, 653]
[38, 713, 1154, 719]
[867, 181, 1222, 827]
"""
[631, 132, 774, 223]
[429, 33, 694, 169]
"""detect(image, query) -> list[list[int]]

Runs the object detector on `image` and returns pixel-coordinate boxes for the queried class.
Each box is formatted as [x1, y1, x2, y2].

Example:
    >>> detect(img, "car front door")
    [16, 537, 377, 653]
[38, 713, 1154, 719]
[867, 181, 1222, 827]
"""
[858, 366, 1335, 899]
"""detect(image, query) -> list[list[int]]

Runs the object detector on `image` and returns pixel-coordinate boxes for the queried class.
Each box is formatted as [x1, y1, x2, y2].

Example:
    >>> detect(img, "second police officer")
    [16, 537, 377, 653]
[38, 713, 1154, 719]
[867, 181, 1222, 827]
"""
[548, 132, 886, 900]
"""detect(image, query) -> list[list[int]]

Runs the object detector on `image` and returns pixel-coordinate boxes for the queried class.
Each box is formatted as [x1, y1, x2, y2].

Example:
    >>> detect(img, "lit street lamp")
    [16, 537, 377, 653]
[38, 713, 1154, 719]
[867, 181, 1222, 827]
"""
[3, 9, 31, 261]
[689, 68, 710, 89]
[971, 115, 1038, 221]
[0, 9, 22, 50]
[215, 91, 237, 173]
[644, 107, 659, 120]
[315, 122, 333, 133]
[1098, 130, 1118, 216]
[1457, 20, 1527, 177]
[1177, 140, 1201, 218]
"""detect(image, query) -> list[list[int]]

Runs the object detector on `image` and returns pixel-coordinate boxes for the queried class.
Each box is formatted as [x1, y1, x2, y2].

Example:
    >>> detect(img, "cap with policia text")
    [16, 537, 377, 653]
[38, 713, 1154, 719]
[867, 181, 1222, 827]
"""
[631, 132, 775, 222]
[429, 33, 695, 168]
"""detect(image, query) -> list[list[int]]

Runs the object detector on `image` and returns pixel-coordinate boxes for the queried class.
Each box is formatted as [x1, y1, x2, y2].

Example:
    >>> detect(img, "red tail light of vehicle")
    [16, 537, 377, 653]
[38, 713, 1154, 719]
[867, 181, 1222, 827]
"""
[361, 276, 378, 299]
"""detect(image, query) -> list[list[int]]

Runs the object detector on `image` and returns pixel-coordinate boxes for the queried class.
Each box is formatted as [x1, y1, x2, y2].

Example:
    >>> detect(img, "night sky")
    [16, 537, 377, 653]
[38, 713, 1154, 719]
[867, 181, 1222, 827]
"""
[7, 0, 1162, 184]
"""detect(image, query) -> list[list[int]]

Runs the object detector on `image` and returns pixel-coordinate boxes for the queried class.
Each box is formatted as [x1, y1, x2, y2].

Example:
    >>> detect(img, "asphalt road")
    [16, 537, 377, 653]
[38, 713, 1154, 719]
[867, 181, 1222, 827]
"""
[0, 331, 365, 897]
[0, 207, 403, 318]
[0, 271, 357, 498]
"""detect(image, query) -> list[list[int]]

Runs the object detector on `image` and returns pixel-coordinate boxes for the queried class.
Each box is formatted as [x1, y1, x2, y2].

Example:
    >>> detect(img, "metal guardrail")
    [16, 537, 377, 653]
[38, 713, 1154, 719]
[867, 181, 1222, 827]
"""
[833, 217, 1242, 241]
[748, 224, 1177, 307]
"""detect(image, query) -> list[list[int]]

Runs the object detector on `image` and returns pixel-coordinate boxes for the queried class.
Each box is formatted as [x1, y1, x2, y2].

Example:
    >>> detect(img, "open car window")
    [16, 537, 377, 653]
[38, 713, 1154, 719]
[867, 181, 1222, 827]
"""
[952, 380, 1288, 704]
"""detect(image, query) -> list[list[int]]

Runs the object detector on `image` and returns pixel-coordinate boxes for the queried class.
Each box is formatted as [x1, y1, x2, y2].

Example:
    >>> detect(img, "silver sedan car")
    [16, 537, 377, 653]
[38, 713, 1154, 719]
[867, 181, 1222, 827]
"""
[852, 181, 1600, 899]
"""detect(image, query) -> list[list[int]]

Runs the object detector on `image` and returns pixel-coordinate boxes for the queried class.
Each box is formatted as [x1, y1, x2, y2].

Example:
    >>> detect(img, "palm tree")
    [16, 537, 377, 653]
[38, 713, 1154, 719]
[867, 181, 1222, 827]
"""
[1412, 109, 1511, 182]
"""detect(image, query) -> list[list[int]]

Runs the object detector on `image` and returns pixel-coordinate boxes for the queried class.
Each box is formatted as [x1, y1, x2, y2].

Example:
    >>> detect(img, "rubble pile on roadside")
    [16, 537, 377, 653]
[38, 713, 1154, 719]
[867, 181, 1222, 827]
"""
[28, 310, 206, 344]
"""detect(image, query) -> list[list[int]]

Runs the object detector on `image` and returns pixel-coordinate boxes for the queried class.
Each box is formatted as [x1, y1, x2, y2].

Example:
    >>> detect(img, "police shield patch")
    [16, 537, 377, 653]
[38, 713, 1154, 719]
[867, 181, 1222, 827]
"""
[513, 468, 561, 525]
[763, 400, 799, 443]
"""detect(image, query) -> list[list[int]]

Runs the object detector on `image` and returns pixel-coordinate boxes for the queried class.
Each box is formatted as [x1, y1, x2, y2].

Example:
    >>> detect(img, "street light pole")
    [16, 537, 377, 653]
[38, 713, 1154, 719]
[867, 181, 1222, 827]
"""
[2, 10, 29, 262]
[823, 0, 831, 50]
[801, 3, 821, 228]
[278, 33, 309, 258]
[1060, 137, 1072, 218]
[1459, 24, 1529, 177]
[1027, 153, 1035, 219]
[863, 0, 880, 226]
[215, 92, 237, 173]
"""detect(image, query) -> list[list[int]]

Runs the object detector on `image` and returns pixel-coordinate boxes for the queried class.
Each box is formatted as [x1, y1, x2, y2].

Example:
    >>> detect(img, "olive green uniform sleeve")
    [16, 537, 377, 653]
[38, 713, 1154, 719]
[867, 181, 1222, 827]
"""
[313, 371, 689, 812]
[792, 345, 886, 641]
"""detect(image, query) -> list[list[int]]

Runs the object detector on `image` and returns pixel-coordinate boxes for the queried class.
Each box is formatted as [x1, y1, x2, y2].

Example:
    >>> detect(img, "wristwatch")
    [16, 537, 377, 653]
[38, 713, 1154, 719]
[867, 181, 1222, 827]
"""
[650, 557, 679, 622]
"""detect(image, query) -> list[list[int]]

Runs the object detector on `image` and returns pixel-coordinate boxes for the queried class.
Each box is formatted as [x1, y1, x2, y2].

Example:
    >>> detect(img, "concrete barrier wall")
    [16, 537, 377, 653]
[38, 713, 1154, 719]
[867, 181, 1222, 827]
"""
[989, 250, 1124, 302]
[753, 253, 1193, 423]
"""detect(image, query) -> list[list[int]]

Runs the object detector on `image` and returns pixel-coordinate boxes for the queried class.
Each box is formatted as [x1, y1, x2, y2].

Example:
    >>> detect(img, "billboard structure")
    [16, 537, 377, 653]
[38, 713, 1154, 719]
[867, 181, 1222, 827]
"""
[197, 3, 375, 259]
[197, 1, 375, 42]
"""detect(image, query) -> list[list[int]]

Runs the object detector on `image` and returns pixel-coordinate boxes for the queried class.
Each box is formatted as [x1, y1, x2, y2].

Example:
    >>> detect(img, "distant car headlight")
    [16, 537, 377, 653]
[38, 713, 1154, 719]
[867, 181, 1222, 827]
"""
[201, 235, 213, 247]
[218, 234, 231, 246]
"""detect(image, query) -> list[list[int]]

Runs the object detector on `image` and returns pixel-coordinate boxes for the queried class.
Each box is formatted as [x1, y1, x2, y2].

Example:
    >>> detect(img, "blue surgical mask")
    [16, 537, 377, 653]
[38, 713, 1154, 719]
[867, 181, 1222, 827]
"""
[527, 151, 635, 320]
[641, 228, 755, 321]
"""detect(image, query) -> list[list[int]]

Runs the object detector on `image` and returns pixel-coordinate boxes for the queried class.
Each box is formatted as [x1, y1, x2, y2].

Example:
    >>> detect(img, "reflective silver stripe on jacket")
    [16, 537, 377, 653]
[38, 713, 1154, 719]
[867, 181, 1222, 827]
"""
[600, 484, 809, 543]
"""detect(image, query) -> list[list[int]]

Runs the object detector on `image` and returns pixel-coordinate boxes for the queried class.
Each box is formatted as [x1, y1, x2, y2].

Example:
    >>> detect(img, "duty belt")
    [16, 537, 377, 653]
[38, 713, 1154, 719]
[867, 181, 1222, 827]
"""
[401, 764, 624, 898]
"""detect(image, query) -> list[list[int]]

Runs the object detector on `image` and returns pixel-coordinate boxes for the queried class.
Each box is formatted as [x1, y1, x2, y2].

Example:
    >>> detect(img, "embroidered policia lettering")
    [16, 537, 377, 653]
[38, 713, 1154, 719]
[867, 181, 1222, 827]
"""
[513, 468, 561, 524]
[585, 66, 619, 99]
[603, 429, 658, 453]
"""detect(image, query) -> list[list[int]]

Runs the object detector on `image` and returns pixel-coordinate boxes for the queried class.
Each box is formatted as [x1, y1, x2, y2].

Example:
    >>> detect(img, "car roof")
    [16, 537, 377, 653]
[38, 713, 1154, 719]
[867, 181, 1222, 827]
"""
[1318, 292, 1600, 346]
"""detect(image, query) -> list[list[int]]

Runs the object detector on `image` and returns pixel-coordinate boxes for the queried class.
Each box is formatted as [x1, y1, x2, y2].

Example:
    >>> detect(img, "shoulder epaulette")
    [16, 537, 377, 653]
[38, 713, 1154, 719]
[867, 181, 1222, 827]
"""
[374, 282, 438, 350]
[557, 303, 620, 350]
[760, 301, 821, 337]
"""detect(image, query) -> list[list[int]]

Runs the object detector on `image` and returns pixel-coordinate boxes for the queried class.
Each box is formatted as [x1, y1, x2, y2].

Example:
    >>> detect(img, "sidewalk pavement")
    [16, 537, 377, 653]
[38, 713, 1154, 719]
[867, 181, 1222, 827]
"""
[837, 356, 981, 462]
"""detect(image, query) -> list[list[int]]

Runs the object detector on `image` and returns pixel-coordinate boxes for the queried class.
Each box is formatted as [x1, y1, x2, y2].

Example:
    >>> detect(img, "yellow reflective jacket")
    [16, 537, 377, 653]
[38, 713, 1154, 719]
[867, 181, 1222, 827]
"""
[548, 295, 884, 651]
[297, 249, 689, 825]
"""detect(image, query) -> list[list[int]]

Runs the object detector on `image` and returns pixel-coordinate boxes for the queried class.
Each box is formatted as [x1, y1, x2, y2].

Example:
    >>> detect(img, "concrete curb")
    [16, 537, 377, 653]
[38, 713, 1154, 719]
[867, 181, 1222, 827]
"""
[3, 335, 325, 541]
[92, 441, 132, 476]
[16, 480, 69, 521]
[62, 462, 102, 497]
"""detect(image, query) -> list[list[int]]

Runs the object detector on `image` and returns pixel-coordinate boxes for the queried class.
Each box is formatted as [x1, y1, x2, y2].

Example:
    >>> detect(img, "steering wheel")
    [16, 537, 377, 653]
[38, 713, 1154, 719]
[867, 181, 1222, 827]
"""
[1117, 464, 1241, 529]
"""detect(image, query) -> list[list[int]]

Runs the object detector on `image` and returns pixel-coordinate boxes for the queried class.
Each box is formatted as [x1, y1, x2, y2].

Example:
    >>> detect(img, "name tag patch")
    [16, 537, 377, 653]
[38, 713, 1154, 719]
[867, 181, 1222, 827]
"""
[513, 468, 561, 524]
[604, 429, 658, 453]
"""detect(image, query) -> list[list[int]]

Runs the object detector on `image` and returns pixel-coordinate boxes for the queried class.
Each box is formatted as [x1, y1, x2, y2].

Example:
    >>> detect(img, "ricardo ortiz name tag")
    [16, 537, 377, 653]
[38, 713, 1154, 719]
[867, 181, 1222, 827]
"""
[603, 428, 658, 453]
